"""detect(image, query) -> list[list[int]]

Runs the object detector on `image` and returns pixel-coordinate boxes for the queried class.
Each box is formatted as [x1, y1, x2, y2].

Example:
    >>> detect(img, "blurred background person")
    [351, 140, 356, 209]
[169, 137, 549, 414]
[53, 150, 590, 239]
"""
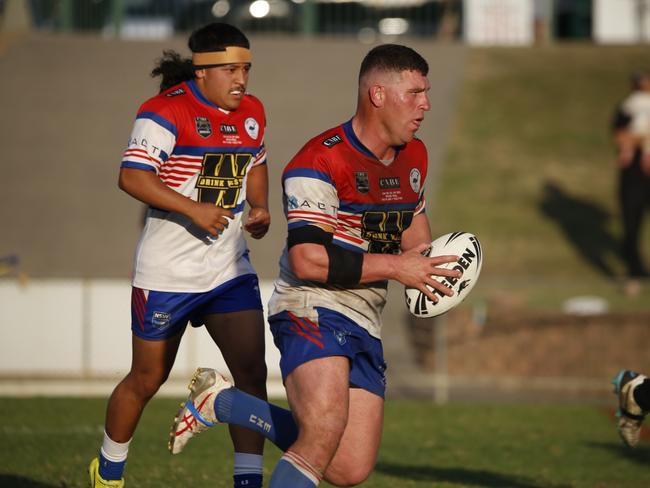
[611, 71, 650, 295]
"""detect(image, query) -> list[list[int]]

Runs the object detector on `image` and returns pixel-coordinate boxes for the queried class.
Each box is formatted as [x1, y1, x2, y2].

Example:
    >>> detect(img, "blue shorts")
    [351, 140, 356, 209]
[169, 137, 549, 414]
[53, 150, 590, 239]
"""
[268, 307, 387, 398]
[131, 274, 263, 340]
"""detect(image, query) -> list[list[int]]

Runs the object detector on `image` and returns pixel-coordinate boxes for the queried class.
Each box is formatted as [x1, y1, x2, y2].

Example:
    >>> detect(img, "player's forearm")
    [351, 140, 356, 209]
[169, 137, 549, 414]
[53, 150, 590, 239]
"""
[118, 168, 195, 217]
[246, 164, 269, 210]
[360, 253, 402, 282]
[401, 213, 432, 252]
[289, 243, 401, 284]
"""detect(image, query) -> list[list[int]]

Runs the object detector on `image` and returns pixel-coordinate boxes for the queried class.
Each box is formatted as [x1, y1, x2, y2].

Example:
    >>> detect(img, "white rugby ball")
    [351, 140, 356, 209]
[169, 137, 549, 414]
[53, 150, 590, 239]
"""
[405, 232, 483, 318]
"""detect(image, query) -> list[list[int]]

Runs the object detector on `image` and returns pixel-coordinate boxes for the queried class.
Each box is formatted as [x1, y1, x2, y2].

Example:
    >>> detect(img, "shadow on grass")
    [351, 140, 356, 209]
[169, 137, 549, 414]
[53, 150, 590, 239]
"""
[0, 475, 59, 487]
[539, 181, 620, 277]
[588, 440, 650, 465]
[375, 462, 571, 488]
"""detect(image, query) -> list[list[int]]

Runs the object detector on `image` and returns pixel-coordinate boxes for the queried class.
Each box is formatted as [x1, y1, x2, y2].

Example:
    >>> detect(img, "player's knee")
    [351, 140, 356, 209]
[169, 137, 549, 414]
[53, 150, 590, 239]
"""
[325, 463, 373, 487]
[230, 360, 268, 391]
[128, 369, 168, 398]
[325, 443, 377, 487]
[299, 410, 348, 451]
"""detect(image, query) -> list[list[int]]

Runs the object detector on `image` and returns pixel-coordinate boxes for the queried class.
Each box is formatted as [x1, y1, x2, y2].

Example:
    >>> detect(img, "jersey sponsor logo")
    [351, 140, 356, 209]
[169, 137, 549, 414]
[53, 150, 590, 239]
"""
[322, 134, 342, 148]
[409, 168, 421, 193]
[245, 117, 260, 140]
[152, 311, 171, 329]
[195, 117, 213, 138]
[127, 137, 164, 157]
[287, 195, 300, 209]
[361, 210, 414, 254]
[165, 88, 186, 97]
[355, 171, 370, 194]
[220, 124, 238, 134]
[196, 152, 253, 209]
[379, 177, 400, 189]
[287, 195, 338, 214]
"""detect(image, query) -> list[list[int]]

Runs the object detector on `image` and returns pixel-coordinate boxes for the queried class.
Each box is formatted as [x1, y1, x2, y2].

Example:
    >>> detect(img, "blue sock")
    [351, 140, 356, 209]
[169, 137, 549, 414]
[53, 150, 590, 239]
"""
[215, 387, 298, 451]
[98, 450, 126, 481]
[233, 473, 263, 488]
[269, 453, 320, 488]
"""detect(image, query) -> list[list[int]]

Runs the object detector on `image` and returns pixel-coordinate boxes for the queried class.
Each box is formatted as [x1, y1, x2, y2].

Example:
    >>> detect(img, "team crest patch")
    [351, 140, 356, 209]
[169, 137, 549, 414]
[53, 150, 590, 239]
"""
[355, 172, 370, 194]
[152, 311, 171, 330]
[409, 168, 421, 193]
[245, 117, 259, 140]
[195, 117, 212, 138]
[333, 330, 349, 346]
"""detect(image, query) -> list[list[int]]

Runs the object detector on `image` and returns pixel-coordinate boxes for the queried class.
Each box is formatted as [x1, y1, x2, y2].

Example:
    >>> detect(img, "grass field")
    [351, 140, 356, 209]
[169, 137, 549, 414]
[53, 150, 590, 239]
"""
[435, 45, 650, 312]
[1, 397, 649, 488]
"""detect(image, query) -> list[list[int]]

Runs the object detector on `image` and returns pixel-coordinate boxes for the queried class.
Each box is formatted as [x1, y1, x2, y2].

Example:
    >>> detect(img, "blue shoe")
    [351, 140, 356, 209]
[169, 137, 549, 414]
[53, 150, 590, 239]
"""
[612, 369, 647, 447]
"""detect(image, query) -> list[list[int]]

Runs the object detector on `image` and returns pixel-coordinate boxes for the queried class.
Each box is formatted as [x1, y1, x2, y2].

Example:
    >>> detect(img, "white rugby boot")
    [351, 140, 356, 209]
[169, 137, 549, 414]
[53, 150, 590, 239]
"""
[612, 369, 648, 447]
[168, 367, 232, 454]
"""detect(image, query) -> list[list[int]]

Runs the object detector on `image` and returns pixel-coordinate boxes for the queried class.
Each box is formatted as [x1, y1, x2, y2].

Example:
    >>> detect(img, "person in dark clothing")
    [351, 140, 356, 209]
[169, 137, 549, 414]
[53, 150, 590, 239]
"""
[612, 72, 650, 294]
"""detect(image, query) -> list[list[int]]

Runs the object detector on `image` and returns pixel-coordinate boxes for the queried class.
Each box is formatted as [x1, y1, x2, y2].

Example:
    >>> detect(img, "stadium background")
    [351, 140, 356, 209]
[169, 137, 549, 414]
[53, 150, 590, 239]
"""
[1, 0, 649, 404]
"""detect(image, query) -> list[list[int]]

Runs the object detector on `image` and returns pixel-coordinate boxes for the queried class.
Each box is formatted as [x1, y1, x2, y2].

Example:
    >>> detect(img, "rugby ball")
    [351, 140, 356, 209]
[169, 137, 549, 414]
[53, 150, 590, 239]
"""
[405, 232, 483, 318]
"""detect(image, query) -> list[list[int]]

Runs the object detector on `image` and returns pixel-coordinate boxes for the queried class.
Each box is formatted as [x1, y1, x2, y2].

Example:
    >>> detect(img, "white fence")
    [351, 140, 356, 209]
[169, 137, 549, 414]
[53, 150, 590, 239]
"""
[0, 278, 283, 396]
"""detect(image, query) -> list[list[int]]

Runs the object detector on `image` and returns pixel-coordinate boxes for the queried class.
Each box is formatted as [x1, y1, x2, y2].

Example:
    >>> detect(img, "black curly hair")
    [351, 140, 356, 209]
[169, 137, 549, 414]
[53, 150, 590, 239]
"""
[151, 23, 250, 93]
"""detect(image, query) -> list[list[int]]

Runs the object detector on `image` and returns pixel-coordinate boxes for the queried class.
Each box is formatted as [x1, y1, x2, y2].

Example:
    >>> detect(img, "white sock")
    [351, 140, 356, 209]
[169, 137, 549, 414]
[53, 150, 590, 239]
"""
[233, 452, 263, 476]
[100, 430, 131, 462]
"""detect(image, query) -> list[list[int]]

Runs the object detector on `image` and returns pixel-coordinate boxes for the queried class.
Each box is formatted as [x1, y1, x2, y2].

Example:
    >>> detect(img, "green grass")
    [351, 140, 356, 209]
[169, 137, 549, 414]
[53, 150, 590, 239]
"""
[435, 45, 650, 311]
[1, 397, 649, 487]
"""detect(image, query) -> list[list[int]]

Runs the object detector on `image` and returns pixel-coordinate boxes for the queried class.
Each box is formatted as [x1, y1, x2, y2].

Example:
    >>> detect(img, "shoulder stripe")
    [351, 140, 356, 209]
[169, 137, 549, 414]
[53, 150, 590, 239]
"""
[137, 111, 178, 137]
[283, 168, 333, 185]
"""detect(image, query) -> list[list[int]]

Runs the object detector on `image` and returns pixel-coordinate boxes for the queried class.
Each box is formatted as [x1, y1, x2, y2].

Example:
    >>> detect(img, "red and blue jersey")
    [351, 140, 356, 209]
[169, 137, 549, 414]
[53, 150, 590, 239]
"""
[121, 80, 267, 292]
[269, 120, 428, 338]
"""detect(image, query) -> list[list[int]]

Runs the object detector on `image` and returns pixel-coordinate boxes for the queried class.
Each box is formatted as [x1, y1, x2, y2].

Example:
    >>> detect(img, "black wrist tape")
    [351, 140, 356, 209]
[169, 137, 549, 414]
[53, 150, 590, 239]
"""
[326, 243, 363, 286]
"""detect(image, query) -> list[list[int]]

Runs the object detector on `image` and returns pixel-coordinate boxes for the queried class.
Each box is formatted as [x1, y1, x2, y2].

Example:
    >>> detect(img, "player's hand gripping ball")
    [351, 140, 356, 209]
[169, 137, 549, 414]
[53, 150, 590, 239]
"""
[405, 232, 483, 318]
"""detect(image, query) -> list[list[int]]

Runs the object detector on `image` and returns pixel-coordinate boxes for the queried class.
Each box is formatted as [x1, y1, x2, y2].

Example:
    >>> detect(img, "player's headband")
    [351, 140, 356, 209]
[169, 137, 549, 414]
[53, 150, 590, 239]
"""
[192, 47, 251, 68]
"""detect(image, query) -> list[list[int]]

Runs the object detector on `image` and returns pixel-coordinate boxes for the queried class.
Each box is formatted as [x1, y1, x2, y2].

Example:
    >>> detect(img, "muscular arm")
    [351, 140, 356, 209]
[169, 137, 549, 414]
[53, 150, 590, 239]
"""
[118, 167, 233, 236]
[288, 215, 459, 302]
[244, 164, 270, 239]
